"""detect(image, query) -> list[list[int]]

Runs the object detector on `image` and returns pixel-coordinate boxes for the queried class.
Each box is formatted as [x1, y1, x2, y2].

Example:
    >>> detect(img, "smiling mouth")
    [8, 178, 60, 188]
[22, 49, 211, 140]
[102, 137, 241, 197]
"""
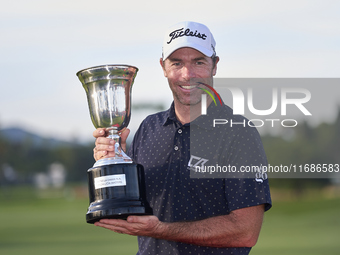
[180, 85, 198, 90]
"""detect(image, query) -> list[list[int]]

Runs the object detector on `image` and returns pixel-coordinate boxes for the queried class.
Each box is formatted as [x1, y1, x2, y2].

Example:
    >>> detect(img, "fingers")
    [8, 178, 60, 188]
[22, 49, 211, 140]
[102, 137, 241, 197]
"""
[94, 219, 134, 235]
[93, 138, 114, 161]
[94, 216, 161, 237]
[93, 147, 108, 161]
[93, 128, 106, 138]
[94, 219, 130, 234]
[95, 136, 114, 147]
[93, 128, 113, 161]
[92, 128, 131, 161]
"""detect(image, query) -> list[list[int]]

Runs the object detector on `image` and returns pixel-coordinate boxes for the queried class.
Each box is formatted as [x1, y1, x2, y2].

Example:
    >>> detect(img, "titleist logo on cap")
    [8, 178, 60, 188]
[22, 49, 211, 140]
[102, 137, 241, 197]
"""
[167, 28, 207, 44]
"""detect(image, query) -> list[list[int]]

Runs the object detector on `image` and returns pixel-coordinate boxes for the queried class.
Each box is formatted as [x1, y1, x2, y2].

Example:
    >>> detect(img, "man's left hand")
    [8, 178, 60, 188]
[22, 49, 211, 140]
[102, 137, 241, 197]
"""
[94, 215, 162, 237]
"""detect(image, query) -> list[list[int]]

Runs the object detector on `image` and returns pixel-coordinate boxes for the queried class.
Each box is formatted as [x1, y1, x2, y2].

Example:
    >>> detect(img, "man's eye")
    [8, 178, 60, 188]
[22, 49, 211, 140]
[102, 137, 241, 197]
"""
[173, 62, 181, 66]
[196, 61, 204, 65]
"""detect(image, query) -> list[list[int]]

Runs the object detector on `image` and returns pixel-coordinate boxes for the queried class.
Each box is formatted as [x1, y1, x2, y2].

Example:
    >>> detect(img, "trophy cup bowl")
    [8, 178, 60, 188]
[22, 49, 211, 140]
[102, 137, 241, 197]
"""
[77, 65, 152, 223]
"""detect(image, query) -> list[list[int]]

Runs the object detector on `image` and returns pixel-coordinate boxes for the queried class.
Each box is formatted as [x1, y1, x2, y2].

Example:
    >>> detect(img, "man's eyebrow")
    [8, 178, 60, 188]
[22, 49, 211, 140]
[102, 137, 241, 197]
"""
[167, 57, 182, 62]
[193, 57, 208, 62]
[167, 57, 208, 62]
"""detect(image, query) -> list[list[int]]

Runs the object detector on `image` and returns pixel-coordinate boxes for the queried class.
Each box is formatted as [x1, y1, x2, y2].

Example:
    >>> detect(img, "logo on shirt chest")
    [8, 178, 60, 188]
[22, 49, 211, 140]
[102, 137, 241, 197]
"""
[187, 155, 209, 172]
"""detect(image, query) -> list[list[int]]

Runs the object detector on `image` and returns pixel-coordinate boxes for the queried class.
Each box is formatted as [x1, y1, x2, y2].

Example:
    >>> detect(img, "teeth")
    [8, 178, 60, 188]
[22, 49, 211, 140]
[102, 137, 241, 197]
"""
[181, 85, 196, 89]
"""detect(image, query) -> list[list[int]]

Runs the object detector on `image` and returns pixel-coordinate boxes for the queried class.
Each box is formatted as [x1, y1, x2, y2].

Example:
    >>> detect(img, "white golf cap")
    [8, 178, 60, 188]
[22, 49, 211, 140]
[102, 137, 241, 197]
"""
[162, 21, 216, 60]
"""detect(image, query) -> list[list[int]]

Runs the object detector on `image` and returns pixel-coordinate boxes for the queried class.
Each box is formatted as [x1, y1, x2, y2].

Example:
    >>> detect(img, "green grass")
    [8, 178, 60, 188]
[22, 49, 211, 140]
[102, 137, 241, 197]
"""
[252, 197, 340, 255]
[0, 185, 339, 255]
[0, 185, 138, 255]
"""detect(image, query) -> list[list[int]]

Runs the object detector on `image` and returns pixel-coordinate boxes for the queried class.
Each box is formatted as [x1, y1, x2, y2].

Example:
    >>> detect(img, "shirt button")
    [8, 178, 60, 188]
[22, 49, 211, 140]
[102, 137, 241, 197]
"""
[174, 146, 179, 151]
[178, 129, 182, 134]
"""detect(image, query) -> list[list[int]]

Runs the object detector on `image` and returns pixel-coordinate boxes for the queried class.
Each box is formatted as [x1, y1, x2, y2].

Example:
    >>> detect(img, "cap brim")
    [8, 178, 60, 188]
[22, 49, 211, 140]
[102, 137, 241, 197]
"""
[163, 42, 214, 60]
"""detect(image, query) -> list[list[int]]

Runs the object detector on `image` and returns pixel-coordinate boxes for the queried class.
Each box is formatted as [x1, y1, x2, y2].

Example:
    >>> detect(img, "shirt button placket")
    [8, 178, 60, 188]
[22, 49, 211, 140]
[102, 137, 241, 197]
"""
[174, 128, 182, 151]
[176, 128, 184, 151]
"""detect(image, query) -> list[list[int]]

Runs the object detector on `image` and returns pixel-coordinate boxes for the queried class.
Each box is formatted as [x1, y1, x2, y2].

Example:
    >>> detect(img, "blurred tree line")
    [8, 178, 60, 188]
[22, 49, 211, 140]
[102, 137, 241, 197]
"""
[0, 103, 166, 185]
[262, 108, 340, 189]
[0, 135, 95, 183]
[0, 108, 339, 187]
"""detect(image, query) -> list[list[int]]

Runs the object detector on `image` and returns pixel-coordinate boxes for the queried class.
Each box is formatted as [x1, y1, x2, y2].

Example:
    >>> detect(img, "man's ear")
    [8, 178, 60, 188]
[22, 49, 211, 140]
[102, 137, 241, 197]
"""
[159, 58, 168, 77]
[212, 56, 220, 76]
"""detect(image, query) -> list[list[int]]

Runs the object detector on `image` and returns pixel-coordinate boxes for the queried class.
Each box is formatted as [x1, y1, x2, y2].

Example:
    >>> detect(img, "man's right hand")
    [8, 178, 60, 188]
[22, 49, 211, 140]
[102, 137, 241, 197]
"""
[93, 128, 130, 161]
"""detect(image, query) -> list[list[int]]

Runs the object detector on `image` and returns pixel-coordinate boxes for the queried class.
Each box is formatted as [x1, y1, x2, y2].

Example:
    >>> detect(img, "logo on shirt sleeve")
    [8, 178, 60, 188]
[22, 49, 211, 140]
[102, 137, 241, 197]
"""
[255, 166, 268, 183]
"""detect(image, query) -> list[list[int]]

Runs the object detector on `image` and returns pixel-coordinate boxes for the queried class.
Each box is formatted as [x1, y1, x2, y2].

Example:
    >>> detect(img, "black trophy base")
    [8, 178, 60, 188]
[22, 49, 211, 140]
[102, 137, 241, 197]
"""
[86, 163, 152, 224]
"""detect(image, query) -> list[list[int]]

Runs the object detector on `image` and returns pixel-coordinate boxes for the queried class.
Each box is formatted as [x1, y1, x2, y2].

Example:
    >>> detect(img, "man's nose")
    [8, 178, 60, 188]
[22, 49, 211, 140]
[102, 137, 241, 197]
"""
[181, 65, 196, 80]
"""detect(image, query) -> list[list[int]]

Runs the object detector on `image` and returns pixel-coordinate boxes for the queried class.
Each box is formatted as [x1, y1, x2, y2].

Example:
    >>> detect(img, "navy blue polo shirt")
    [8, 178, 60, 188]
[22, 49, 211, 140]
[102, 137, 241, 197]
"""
[128, 102, 272, 255]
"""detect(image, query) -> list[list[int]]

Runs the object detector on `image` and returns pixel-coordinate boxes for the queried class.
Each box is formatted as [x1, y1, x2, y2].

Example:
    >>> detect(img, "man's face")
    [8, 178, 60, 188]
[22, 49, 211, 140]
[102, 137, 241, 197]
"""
[160, 47, 218, 107]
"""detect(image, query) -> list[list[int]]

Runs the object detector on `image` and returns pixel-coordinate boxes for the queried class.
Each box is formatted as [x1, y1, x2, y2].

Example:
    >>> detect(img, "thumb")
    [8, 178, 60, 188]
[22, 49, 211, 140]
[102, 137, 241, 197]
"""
[119, 128, 130, 152]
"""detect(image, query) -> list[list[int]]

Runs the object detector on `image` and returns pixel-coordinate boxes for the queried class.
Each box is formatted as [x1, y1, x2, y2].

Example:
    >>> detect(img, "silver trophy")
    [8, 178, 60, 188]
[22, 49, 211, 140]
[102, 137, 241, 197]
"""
[77, 65, 151, 223]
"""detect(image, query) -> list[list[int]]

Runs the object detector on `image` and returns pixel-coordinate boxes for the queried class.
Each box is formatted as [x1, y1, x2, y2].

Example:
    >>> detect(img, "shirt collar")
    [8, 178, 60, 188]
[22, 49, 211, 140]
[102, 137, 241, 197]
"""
[162, 102, 178, 126]
[191, 100, 230, 130]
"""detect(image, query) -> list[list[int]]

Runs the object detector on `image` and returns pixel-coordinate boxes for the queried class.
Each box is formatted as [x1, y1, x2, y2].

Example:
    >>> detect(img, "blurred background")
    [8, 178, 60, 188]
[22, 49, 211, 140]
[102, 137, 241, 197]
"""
[0, 0, 339, 254]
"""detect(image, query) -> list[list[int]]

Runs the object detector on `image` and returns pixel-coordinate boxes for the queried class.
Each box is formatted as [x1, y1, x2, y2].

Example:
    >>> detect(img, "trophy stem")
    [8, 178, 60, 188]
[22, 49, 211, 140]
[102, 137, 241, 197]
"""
[106, 129, 128, 160]
[106, 128, 120, 150]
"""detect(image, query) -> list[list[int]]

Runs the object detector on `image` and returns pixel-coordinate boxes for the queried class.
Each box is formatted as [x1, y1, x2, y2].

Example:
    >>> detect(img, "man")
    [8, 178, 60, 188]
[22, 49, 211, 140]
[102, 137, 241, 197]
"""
[93, 21, 272, 254]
